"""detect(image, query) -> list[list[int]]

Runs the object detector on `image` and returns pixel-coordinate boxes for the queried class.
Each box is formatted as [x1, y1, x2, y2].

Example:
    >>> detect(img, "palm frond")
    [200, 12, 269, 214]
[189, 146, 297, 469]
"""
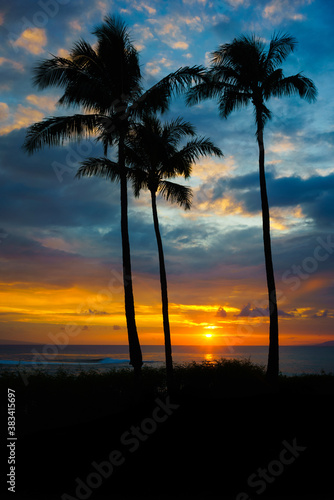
[218, 88, 251, 118]
[186, 81, 222, 106]
[211, 42, 237, 68]
[162, 117, 196, 145]
[93, 14, 132, 49]
[123, 143, 150, 171]
[93, 14, 142, 99]
[188, 31, 316, 133]
[158, 180, 193, 210]
[160, 65, 206, 95]
[32, 56, 79, 90]
[128, 168, 149, 197]
[265, 32, 297, 72]
[212, 35, 265, 71]
[75, 157, 121, 182]
[23, 114, 99, 154]
[169, 137, 223, 178]
[135, 65, 205, 116]
[270, 73, 318, 102]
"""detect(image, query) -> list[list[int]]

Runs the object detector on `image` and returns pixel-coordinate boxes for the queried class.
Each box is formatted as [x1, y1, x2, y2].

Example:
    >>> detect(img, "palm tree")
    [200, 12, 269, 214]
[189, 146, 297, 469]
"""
[23, 15, 202, 375]
[186, 33, 317, 382]
[77, 114, 223, 392]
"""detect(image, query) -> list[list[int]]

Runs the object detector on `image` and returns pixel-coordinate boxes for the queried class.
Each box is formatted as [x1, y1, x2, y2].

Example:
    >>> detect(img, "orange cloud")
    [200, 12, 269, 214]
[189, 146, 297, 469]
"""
[134, 2, 157, 15]
[263, 0, 313, 23]
[145, 57, 173, 76]
[171, 41, 189, 50]
[13, 28, 47, 55]
[0, 102, 9, 121]
[268, 133, 294, 154]
[26, 94, 56, 112]
[0, 57, 24, 72]
[69, 20, 82, 31]
[0, 105, 44, 135]
[57, 48, 69, 58]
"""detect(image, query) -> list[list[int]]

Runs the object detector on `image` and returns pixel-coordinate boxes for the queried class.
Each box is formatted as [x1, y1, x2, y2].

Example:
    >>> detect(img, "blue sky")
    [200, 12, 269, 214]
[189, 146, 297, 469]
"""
[0, 0, 333, 346]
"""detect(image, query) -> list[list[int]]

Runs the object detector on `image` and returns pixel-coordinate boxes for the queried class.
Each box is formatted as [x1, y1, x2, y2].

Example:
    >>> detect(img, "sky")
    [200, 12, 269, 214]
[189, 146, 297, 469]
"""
[0, 0, 333, 348]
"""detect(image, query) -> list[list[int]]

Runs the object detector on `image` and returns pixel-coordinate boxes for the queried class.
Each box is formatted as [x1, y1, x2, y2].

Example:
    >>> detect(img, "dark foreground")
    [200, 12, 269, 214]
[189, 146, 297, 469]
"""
[0, 359, 333, 499]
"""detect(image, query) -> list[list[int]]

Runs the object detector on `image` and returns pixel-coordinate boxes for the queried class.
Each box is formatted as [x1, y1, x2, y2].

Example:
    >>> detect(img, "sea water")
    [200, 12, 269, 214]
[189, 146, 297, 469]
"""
[0, 344, 333, 375]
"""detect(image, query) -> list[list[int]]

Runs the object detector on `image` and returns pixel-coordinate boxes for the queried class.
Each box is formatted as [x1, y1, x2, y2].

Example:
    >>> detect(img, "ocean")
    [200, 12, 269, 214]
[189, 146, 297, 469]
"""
[0, 344, 333, 375]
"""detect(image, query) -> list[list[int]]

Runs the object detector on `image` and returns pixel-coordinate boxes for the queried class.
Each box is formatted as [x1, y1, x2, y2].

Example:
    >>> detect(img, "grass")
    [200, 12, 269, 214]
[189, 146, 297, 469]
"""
[1, 358, 333, 498]
[1, 357, 333, 404]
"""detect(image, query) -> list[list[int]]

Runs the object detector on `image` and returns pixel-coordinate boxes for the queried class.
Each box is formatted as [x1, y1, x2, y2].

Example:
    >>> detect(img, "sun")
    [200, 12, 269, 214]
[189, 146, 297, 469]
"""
[204, 333, 213, 338]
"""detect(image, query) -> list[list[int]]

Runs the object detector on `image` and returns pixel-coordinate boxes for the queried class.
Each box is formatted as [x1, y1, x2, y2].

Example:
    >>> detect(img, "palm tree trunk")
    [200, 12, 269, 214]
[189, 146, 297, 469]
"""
[119, 135, 143, 375]
[257, 123, 279, 384]
[150, 190, 174, 393]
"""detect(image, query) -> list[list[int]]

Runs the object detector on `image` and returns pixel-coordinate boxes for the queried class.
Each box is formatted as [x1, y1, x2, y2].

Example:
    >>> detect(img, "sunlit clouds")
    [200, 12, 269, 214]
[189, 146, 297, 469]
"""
[0, 57, 24, 72]
[25, 94, 57, 113]
[0, 102, 9, 121]
[13, 28, 47, 55]
[262, 0, 314, 24]
[0, 0, 333, 346]
[0, 105, 44, 135]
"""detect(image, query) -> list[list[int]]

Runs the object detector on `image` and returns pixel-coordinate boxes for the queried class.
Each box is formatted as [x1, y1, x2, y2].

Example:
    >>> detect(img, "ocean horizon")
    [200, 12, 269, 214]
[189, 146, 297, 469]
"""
[0, 344, 334, 376]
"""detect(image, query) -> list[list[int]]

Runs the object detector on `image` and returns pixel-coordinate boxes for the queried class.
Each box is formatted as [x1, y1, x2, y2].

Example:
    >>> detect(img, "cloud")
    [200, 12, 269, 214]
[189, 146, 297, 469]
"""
[203, 170, 334, 228]
[133, 24, 155, 40]
[68, 20, 82, 32]
[0, 129, 116, 230]
[82, 309, 110, 316]
[236, 303, 294, 318]
[13, 28, 47, 55]
[145, 57, 173, 76]
[171, 41, 189, 50]
[0, 105, 44, 135]
[216, 307, 227, 317]
[57, 48, 69, 58]
[312, 309, 328, 319]
[134, 2, 157, 15]
[95, 0, 109, 16]
[148, 17, 189, 51]
[262, 0, 314, 24]
[267, 133, 295, 154]
[0, 102, 9, 120]
[25, 94, 57, 113]
[226, 0, 250, 6]
[0, 57, 24, 72]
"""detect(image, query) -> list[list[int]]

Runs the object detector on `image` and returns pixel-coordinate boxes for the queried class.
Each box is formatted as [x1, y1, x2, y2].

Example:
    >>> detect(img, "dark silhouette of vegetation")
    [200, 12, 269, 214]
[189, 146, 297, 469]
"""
[23, 15, 202, 375]
[186, 33, 317, 383]
[2, 363, 333, 499]
[1, 361, 333, 408]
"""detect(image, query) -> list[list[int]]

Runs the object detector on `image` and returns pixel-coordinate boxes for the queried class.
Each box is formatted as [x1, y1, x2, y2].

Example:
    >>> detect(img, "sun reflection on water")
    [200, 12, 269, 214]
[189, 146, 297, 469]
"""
[204, 353, 214, 363]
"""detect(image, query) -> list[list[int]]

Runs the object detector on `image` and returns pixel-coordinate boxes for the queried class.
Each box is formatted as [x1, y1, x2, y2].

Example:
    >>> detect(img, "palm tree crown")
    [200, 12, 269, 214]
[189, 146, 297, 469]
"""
[25, 15, 203, 154]
[124, 115, 222, 205]
[187, 32, 317, 131]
